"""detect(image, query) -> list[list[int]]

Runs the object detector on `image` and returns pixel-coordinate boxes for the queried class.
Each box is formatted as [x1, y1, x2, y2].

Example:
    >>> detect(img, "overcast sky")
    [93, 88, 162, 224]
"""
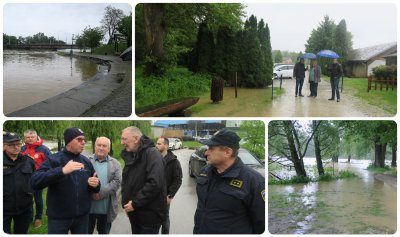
[3, 3, 132, 43]
[245, 3, 397, 52]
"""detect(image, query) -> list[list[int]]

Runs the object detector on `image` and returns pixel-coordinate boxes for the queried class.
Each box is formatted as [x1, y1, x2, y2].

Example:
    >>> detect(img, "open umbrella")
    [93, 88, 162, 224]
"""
[317, 50, 340, 58]
[301, 52, 317, 59]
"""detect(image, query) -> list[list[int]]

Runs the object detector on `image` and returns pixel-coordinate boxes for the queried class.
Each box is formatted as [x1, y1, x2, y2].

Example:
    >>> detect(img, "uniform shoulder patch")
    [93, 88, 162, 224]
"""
[261, 189, 265, 202]
[199, 173, 207, 177]
[230, 179, 243, 188]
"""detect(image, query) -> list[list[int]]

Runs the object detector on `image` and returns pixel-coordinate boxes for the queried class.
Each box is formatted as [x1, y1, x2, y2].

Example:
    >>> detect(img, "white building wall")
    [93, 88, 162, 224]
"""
[368, 59, 386, 76]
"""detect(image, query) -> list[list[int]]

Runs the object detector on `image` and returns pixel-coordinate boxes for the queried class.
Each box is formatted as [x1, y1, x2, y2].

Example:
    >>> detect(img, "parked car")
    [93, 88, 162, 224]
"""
[168, 138, 182, 150]
[189, 146, 265, 177]
[273, 64, 294, 79]
[273, 63, 288, 69]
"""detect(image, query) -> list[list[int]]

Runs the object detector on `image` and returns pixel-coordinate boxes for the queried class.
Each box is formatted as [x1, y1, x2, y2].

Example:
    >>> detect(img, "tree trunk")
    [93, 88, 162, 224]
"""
[283, 121, 307, 177]
[57, 138, 62, 151]
[332, 154, 339, 162]
[374, 142, 387, 168]
[92, 137, 96, 154]
[143, 3, 165, 76]
[347, 155, 351, 163]
[313, 121, 324, 176]
[391, 146, 396, 167]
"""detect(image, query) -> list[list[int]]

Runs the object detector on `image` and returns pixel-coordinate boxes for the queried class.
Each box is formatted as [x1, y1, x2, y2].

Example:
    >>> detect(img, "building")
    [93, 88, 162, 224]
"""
[346, 42, 397, 78]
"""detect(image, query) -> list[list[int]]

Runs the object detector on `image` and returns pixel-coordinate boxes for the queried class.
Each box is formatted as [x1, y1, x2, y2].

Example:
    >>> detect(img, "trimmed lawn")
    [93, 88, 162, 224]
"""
[342, 77, 396, 115]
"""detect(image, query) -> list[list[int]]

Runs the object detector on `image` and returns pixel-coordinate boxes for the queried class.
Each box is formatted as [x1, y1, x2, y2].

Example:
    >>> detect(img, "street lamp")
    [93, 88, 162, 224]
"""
[70, 34, 75, 55]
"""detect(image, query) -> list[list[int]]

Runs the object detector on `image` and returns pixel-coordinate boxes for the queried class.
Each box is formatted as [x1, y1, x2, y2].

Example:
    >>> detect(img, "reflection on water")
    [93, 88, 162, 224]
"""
[3, 50, 100, 114]
[269, 159, 396, 234]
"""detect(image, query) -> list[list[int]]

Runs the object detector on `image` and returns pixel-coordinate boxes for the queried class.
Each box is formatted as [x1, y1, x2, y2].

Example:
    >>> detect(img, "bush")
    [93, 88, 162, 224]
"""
[372, 65, 397, 79]
[181, 136, 195, 141]
[135, 67, 211, 109]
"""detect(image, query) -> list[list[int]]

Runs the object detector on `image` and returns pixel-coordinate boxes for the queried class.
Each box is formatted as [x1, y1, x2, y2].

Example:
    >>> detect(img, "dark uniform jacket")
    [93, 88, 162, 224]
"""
[121, 135, 167, 227]
[194, 158, 265, 234]
[328, 63, 343, 79]
[30, 149, 100, 219]
[3, 151, 35, 216]
[164, 150, 183, 198]
[293, 62, 307, 78]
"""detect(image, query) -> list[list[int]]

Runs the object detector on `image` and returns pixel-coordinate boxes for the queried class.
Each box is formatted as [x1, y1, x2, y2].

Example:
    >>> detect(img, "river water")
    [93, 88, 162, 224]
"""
[269, 158, 396, 234]
[3, 50, 101, 114]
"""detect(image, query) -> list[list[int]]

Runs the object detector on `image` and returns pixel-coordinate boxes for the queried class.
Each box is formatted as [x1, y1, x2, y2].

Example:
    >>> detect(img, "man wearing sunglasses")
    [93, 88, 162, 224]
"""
[3, 131, 36, 234]
[31, 127, 100, 234]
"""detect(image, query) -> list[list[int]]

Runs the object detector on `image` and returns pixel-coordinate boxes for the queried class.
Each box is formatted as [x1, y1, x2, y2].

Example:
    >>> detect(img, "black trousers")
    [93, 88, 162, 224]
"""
[3, 208, 33, 234]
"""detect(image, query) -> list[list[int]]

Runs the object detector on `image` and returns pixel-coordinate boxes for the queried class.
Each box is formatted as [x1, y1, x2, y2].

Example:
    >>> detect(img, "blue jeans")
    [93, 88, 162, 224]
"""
[88, 214, 112, 234]
[48, 214, 89, 234]
[330, 77, 340, 99]
[295, 77, 305, 95]
[3, 208, 33, 234]
[34, 189, 44, 220]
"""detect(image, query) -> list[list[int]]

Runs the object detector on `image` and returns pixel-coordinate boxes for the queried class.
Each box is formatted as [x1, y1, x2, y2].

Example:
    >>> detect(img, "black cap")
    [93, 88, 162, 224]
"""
[200, 128, 241, 149]
[64, 127, 84, 145]
[3, 131, 21, 143]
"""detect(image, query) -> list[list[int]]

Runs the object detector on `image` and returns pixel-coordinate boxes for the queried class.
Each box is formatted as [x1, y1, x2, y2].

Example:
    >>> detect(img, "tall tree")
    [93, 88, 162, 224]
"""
[191, 23, 215, 74]
[333, 19, 353, 65]
[274, 50, 283, 63]
[101, 5, 125, 45]
[118, 13, 132, 47]
[258, 19, 273, 85]
[78, 26, 104, 53]
[312, 120, 324, 175]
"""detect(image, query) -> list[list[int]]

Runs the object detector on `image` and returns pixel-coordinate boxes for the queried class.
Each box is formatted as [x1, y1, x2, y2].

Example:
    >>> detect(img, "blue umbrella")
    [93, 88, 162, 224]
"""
[317, 50, 340, 59]
[301, 52, 317, 59]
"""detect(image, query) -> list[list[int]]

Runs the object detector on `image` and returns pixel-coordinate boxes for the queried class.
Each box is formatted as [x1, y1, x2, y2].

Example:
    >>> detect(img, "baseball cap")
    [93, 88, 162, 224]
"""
[200, 128, 241, 149]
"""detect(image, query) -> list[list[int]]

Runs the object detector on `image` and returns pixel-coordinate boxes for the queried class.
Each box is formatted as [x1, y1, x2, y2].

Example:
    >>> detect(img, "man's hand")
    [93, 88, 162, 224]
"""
[62, 160, 84, 175]
[167, 196, 172, 205]
[124, 200, 135, 213]
[92, 193, 101, 201]
[88, 172, 100, 188]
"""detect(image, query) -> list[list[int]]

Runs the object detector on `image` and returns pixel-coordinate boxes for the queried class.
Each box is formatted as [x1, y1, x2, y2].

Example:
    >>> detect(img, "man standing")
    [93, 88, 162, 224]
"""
[194, 128, 265, 234]
[88, 137, 122, 234]
[120, 126, 167, 234]
[3, 131, 36, 234]
[328, 58, 343, 102]
[156, 137, 183, 234]
[31, 127, 100, 234]
[293, 58, 308, 97]
[21, 129, 52, 229]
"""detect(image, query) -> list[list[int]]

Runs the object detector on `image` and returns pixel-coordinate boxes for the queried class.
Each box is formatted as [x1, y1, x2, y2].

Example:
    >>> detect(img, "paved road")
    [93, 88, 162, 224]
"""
[265, 77, 390, 117]
[109, 148, 197, 234]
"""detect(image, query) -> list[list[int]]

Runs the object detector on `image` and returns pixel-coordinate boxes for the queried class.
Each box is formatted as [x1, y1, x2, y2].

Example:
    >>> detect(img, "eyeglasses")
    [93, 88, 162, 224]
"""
[75, 137, 86, 143]
[5, 143, 22, 148]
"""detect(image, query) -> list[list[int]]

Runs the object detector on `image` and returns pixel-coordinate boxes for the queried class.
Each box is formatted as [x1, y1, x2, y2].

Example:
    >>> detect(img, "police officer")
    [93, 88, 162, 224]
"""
[3, 131, 35, 234]
[193, 128, 265, 234]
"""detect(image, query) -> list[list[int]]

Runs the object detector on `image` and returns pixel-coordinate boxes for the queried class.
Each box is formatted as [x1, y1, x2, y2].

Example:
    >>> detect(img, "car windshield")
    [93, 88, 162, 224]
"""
[239, 150, 261, 165]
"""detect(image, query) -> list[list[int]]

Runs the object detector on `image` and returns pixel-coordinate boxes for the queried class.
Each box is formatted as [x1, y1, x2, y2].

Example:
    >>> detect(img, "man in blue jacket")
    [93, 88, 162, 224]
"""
[31, 127, 100, 234]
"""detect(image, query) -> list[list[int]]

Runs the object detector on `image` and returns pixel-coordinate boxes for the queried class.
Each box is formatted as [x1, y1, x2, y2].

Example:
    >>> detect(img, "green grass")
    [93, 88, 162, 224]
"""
[92, 43, 129, 55]
[269, 175, 312, 185]
[366, 163, 397, 176]
[183, 141, 203, 149]
[340, 77, 397, 115]
[135, 67, 212, 109]
[269, 169, 358, 184]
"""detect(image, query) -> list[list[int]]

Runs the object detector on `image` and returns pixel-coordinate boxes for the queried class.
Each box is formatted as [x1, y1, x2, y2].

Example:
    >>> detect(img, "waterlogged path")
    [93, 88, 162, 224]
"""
[268, 160, 396, 234]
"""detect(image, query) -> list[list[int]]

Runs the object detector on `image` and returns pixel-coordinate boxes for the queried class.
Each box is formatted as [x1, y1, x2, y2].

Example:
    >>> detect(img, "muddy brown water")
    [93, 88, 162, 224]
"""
[269, 159, 396, 234]
[3, 50, 102, 114]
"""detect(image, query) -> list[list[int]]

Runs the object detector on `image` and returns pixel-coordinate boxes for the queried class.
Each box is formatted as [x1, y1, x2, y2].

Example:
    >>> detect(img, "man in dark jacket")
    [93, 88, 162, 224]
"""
[293, 58, 308, 97]
[30, 127, 100, 234]
[21, 129, 52, 229]
[121, 126, 167, 234]
[3, 131, 35, 234]
[156, 137, 183, 234]
[194, 128, 265, 234]
[327, 58, 343, 102]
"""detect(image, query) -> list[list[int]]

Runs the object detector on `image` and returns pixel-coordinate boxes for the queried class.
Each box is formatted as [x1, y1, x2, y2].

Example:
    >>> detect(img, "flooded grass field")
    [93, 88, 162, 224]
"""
[268, 159, 396, 234]
[3, 50, 100, 114]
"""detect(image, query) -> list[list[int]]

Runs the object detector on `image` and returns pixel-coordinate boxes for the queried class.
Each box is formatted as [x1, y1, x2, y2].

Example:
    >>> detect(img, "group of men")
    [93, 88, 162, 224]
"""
[4, 126, 265, 234]
[293, 58, 343, 101]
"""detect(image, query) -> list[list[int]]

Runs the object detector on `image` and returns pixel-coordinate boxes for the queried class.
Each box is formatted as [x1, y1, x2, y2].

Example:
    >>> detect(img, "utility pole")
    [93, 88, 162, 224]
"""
[70, 34, 74, 55]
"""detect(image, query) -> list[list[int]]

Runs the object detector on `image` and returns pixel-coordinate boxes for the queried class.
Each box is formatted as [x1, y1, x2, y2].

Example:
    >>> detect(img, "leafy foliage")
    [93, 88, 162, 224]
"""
[75, 26, 104, 53]
[239, 121, 265, 160]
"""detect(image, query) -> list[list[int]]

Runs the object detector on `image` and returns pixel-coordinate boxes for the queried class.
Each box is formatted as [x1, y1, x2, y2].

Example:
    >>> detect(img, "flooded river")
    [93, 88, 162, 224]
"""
[3, 50, 102, 114]
[269, 158, 396, 234]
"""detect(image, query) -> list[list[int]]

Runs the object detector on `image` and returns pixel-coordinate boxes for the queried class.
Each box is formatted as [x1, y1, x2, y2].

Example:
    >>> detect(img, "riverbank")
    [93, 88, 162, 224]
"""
[6, 54, 132, 117]
[374, 173, 397, 189]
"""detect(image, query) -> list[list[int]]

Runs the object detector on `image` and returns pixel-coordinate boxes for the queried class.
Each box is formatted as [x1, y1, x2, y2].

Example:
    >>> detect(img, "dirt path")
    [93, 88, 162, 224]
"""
[265, 78, 391, 117]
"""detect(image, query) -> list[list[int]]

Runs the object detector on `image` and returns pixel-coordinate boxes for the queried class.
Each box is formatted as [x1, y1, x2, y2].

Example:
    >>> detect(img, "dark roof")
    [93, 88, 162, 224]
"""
[154, 120, 222, 128]
[347, 42, 397, 61]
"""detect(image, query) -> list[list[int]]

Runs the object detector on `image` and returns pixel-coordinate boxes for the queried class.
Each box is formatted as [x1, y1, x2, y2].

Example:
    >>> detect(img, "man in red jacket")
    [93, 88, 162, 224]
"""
[21, 129, 51, 229]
